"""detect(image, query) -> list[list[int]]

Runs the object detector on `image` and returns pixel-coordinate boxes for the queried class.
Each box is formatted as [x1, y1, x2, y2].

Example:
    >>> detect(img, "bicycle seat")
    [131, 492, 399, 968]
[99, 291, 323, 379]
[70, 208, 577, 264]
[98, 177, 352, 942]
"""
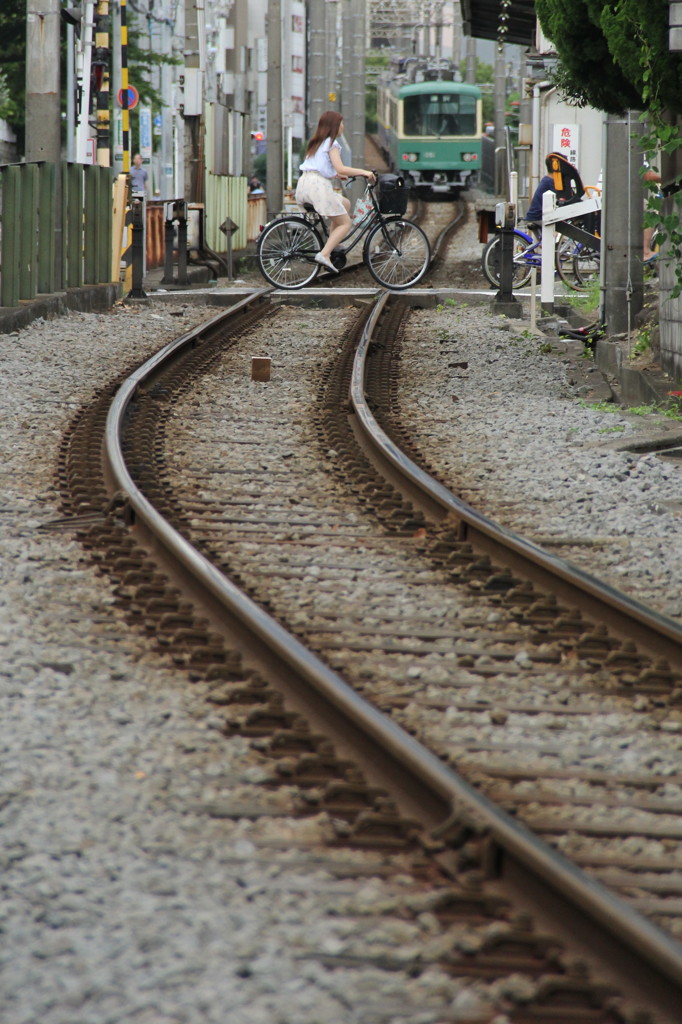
[302, 203, 316, 213]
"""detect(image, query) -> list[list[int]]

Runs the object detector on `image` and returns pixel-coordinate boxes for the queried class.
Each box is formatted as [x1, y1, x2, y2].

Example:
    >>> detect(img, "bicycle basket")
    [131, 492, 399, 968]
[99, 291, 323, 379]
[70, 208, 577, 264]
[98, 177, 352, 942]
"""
[378, 173, 408, 215]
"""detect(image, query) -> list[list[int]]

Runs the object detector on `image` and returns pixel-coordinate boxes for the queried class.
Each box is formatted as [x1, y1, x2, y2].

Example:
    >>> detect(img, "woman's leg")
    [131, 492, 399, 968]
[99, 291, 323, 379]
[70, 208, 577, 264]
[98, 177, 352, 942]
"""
[320, 213, 351, 258]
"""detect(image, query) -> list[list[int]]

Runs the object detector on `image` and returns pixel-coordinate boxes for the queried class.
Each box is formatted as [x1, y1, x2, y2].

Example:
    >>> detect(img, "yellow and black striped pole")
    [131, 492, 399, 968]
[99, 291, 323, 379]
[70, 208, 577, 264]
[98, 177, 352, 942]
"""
[121, 0, 130, 173]
[120, 0, 134, 291]
[95, 0, 111, 166]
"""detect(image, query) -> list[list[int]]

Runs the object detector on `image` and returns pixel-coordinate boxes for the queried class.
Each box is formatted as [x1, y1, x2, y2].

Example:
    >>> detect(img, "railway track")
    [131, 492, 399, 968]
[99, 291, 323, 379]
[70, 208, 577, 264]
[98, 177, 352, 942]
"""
[57, 288, 682, 1022]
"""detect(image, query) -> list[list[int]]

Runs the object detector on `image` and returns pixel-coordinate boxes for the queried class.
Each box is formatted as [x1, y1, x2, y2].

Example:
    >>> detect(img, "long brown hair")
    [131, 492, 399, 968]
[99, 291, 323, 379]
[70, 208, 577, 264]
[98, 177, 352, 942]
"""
[305, 110, 343, 158]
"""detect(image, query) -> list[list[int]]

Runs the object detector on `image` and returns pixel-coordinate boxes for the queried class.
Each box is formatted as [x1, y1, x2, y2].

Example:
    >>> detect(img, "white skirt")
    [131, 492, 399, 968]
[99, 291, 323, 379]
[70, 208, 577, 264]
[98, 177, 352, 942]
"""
[295, 171, 347, 217]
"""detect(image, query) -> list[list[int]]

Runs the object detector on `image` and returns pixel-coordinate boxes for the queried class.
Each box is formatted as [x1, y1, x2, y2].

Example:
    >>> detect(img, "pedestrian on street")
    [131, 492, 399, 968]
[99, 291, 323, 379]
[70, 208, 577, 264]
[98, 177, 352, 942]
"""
[129, 153, 148, 197]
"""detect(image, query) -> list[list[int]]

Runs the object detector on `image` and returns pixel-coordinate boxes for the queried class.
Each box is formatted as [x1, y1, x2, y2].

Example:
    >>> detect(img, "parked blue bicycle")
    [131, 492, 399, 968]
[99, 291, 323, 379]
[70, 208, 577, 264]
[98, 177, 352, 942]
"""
[481, 226, 600, 291]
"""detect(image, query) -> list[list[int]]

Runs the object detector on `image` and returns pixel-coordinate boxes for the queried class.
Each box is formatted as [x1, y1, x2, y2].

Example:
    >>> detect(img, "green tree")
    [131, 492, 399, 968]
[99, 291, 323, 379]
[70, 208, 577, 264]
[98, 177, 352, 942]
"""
[535, 0, 682, 114]
[0, 0, 27, 149]
[365, 51, 389, 133]
[458, 58, 494, 122]
[0, 1, 175, 157]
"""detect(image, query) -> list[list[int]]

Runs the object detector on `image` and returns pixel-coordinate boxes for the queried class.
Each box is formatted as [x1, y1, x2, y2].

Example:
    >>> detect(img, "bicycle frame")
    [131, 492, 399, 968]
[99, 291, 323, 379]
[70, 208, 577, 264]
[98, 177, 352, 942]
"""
[512, 228, 541, 267]
[512, 228, 590, 268]
[299, 183, 404, 260]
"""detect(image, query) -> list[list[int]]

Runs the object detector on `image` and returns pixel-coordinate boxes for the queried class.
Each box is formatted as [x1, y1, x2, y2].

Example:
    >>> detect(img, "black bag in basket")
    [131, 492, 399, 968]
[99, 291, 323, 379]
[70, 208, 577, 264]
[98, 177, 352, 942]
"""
[378, 174, 408, 215]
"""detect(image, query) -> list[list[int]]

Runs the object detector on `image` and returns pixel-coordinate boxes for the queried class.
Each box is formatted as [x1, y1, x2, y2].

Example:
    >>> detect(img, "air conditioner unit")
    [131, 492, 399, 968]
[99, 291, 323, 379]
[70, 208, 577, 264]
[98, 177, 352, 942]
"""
[181, 67, 203, 115]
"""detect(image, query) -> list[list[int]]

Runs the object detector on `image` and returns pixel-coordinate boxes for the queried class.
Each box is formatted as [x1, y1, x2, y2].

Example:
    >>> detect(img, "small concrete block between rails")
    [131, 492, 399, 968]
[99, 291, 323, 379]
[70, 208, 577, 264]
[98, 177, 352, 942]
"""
[0, 283, 122, 335]
[251, 356, 271, 382]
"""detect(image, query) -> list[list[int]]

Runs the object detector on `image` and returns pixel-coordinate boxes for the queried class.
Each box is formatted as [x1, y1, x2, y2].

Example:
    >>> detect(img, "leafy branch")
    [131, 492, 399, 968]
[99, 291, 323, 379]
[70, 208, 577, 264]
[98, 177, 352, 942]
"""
[634, 17, 682, 298]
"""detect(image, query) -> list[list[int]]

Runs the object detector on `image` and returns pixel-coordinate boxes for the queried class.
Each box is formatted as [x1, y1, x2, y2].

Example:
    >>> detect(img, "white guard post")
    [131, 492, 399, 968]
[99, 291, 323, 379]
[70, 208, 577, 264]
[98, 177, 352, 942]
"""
[541, 191, 602, 310]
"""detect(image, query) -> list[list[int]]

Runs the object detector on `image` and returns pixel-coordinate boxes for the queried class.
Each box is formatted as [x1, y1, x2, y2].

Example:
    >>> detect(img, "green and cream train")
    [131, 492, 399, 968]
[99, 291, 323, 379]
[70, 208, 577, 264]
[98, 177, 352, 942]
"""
[376, 61, 482, 195]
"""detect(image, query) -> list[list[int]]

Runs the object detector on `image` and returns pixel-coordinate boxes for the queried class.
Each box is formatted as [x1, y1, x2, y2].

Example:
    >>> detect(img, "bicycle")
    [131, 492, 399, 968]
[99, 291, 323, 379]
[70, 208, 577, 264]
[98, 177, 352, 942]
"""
[256, 175, 431, 290]
[481, 225, 598, 291]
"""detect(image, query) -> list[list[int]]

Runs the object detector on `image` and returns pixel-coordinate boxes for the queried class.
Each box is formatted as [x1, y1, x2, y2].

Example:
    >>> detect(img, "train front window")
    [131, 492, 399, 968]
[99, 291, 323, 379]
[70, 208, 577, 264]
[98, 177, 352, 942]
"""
[403, 94, 477, 137]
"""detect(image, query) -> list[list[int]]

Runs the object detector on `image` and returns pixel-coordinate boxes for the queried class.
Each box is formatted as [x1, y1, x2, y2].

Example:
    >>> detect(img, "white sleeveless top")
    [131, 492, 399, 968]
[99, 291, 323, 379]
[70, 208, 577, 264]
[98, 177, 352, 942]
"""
[299, 137, 341, 179]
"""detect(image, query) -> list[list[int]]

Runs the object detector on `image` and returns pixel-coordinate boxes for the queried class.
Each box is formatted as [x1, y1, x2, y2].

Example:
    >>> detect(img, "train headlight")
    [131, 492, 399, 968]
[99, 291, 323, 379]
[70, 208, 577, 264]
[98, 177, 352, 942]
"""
[461, 152, 478, 162]
[402, 152, 419, 162]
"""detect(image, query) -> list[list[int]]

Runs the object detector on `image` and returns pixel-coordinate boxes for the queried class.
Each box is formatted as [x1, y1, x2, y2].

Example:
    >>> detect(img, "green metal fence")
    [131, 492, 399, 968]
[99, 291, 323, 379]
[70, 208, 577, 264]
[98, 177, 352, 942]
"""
[0, 161, 113, 307]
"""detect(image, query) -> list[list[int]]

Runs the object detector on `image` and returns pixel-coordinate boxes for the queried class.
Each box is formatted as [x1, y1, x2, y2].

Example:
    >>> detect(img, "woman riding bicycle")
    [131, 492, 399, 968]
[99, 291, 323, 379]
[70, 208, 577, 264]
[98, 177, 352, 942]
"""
[295, 110, 375, 273]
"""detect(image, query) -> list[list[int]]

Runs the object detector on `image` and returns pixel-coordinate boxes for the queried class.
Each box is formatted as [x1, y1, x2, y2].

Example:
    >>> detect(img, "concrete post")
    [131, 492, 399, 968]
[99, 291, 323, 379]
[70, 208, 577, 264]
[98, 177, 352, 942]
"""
[464, 35, 476, 84]
[26, 0, 61, 164]
[600, 112, 644, 334]
[183, 0, 201, 201]
[75, 1, 96, 163]
[324, 0, 339, 110]
[308, 0, 326, 133]
[160, 0, 174, 197]
[26, 0, 63, 290]
[349, 0, 366, 203]
[342, 0, 353, 122]
[266, 0, 283, 222]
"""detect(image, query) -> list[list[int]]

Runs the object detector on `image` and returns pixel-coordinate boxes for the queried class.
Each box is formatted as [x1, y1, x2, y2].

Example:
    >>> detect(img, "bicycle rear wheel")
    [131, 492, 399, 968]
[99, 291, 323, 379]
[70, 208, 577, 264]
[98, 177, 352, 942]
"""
[256, 217, 322, 289]
[573, 246, 600, 289]
[364, 219, 431, 289]
[481, 233, 534, 289]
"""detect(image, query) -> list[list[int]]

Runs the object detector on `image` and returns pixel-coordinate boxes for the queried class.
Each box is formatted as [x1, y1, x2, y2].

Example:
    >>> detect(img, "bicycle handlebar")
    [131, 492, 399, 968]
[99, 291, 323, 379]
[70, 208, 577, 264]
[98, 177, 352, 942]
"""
[342, 171, 379, 189]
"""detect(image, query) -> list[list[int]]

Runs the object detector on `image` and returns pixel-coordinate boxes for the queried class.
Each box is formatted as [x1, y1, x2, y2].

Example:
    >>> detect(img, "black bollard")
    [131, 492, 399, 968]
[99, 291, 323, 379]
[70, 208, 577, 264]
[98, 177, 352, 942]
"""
[127, 199, 147, 299]
[175, 201, 189, 286]
[490, 201, 522, 317]
[162, 206, 175, 285]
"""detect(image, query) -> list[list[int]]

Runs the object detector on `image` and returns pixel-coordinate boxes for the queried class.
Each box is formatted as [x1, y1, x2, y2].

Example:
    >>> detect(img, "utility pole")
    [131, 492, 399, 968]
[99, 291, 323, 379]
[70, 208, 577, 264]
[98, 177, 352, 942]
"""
[94, 0, 111, 165]
[26, 0, 61, 164]
[325, 0, 339, 110]
[160, 0, 174, 197]
[266, 0, 283, 221]
[308, 0, 326, 133]
[26, 0, 62, 288]
[342, 0, 353, 122]
[66, 22, 76, 162]
[182, 0, 205, 201]
[76, 0, 96, 163]
[600, 112, 644, 334]
[464, 35, 476, 83]
[350, 0, 365, 194]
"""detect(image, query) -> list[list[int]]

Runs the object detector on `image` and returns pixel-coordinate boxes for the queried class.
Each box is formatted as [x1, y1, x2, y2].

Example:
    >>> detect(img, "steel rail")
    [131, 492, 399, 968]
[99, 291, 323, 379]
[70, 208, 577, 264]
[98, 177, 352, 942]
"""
[350, 289, 682, 996]
[430, 201, 465, 267]
[352, 295, 682, 664]
[101, 287, 682, 1012]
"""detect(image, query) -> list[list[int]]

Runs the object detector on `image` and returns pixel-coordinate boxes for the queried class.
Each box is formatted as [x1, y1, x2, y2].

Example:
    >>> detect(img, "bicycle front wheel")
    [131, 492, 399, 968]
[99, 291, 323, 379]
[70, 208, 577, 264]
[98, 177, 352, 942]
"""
[555, 234, 582, 291]
[256, 217, 322, 289]
[364, 219, 431, 289]
[481, 233, 534, 289]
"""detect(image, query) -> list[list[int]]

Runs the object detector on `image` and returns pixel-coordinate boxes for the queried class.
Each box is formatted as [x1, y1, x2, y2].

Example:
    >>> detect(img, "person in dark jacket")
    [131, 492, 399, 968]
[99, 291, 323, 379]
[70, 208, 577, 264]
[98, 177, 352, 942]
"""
[525, 152, 583, 233]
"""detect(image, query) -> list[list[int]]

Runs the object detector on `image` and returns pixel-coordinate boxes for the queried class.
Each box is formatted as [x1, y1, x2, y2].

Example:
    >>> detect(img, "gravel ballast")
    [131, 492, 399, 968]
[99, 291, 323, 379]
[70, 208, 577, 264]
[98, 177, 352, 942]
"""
[2, 293, 681, 1022]
[399, 303, 682, 622]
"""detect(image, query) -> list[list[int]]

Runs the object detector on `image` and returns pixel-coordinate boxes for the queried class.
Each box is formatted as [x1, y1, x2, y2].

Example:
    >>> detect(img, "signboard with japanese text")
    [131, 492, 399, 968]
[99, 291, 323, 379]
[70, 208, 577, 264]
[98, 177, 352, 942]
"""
[139, 107, 152, 162]
[552, 123, 579, 168]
